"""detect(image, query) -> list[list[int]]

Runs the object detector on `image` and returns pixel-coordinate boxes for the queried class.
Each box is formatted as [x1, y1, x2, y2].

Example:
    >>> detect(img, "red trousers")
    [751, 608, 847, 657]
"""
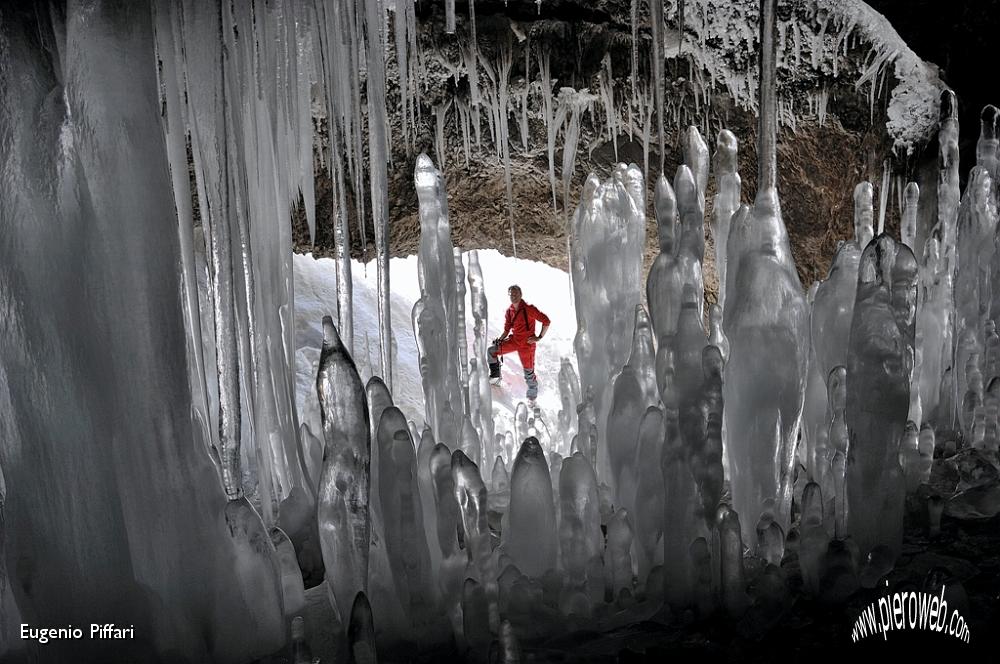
[488, 337, 539, 399]
[489, 336, 536, 370]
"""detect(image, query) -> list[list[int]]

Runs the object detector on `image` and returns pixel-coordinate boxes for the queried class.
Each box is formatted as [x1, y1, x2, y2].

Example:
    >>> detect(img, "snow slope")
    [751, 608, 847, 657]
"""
[294, 250, 578, 446]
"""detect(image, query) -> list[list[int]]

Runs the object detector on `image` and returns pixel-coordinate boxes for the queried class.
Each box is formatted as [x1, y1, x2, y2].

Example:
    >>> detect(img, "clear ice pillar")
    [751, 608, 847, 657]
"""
[507, 438, 558, 577]
[317, 318, 372, 625]
[723, 0, 808, 538]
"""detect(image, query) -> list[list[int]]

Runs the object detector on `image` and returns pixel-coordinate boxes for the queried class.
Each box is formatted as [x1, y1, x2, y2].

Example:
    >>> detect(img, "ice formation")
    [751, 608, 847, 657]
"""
[2, 0, 998, 661]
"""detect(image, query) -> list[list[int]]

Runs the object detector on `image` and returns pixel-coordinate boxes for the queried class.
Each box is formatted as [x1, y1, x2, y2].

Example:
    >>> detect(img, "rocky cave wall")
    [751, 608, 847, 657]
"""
[291, 0, 944, 297]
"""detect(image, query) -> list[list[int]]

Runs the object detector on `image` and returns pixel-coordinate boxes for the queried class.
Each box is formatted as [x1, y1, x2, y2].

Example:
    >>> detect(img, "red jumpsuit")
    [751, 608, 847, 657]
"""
[494, 302, 550, 370]
[489, 302, 550, 400]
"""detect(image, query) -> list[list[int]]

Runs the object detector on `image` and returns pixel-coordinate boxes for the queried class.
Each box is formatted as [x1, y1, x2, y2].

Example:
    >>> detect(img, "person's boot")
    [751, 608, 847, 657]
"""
[489, 362, 502, 385]
[527, 397, 540, 418]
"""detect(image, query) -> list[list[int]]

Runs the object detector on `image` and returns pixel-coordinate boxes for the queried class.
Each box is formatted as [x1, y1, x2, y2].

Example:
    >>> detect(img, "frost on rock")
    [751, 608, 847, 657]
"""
[664, 0, 945, 152]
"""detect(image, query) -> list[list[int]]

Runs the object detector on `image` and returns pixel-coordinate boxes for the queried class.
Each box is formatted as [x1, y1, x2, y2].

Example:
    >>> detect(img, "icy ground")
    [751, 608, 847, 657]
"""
[294, 250, 577, 445]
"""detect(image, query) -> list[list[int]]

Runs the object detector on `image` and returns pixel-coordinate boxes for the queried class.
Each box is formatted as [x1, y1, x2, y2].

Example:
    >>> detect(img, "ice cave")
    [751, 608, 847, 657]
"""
[1, 0, 998, 662]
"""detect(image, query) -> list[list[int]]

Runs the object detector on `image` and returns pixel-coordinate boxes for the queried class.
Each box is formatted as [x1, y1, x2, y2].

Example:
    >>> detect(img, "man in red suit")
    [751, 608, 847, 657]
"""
[488, 284, 551, 406]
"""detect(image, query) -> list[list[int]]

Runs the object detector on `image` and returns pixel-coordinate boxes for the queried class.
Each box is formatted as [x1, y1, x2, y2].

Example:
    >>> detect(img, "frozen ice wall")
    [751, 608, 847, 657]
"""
[0, 3, 284, 661]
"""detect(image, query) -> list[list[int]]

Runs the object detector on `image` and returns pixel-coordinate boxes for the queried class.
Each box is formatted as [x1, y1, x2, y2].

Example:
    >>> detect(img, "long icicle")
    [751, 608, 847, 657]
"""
[363, 0, 393, 392]
[650, 0, 666, 171]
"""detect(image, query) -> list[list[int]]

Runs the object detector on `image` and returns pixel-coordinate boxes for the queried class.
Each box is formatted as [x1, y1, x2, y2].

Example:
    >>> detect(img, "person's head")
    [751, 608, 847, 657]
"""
[508, 285, 522, 306]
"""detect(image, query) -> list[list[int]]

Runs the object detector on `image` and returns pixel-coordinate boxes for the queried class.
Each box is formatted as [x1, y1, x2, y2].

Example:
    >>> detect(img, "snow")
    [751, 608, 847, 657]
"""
[294, 250, 577, 445]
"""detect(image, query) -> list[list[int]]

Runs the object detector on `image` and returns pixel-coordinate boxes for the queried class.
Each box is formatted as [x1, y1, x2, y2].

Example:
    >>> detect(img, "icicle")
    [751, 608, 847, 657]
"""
[561, 89, 597, 222]
[446, 0, 456, 34]
[333, 147, 355, 353]
[539, 47, 564, 210]
[877, 159, 890, 235]
[457, 99, 472, 170]
[650, 0, 666, 170]
[393, 0, 413, 154]
[363, 0, 393, 392]
[498, 35, 517, 256]
[467, 0, 481, 148]
[434, 101, 452, 172]
[520, 40, 530, 153]
[599, 54, 618, 161]
[630, 0, 639, 137]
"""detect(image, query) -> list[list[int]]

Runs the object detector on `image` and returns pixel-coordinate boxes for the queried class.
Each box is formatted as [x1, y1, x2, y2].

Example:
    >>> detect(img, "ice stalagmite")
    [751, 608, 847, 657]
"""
[712, 130, 741, 309]
[694, 346, 726, 527]
[684, 126, 710, 216]
[827, 366, 849, 536]
[718, 506, 748, 616]
[413, 297, 451, 439]
[378, 407, 433, 623]
[558, 358, 582, 452]
[367, 376, 393, 525]
[570, 167, 646, 483]
[675, 165, 706, 320]
[846, 236, 917, 556]
[468, 251, 494, 456]
[452, 451, 491, 583]
[799, 482, 828, 595]
[455, 249, 470, 406]
[271, 528, 307, 617]
[647, 175, 681, 351]
[628, 306, 660, 408]
[558, 453, 603, 598]
[417, 427, 441, 567]
[812, 185, 868, 384]
[634, 407, 666, 581]
[708, 305, 730, 365]
[606, 509, 635, 600]
[348, 591, 378, 664]
[801, 292, 830, 484]
[954, 165, 998, 410]
[1, 4, 284, 658]
[317, 317, 372, 625]
[430, 442, 465, 638]
[507, 438, 558, 577]
[723, 0, 808, 537]
[607, 367, 645, 515]
[460, 416, 483, 471]
[936, 92, 961, 426]
[660, 352, 701, 608]
[462, 577, 492, 655]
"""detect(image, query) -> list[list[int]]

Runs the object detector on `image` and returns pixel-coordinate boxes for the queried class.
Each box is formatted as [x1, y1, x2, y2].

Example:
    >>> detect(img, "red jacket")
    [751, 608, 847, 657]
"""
[502, 302, 550, 342]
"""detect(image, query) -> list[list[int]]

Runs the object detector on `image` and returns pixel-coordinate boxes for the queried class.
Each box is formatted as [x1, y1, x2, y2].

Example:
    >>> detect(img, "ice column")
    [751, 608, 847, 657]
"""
[364, 0, 393, 392]
[415, 155, 463, 421]
[723, 0, 808, 537]
[317, 318, 372, 625]
[570, 166, 646, 484]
